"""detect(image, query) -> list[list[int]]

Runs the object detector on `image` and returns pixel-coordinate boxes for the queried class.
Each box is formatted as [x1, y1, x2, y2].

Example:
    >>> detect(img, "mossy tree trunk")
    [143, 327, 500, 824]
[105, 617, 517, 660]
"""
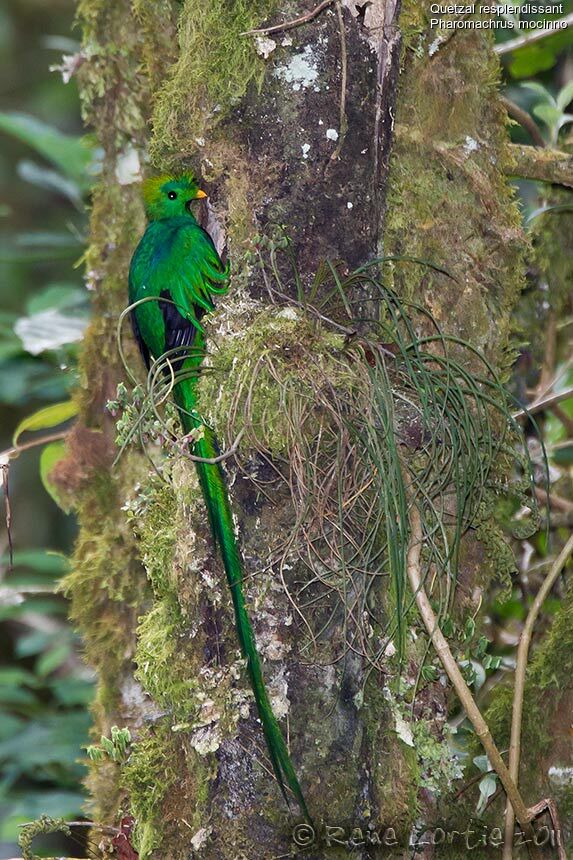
[62, 1, 535, 857]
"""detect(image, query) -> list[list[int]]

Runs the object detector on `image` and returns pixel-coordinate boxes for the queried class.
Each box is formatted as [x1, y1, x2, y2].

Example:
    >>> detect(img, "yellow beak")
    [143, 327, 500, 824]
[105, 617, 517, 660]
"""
[196, 189, 208, 199]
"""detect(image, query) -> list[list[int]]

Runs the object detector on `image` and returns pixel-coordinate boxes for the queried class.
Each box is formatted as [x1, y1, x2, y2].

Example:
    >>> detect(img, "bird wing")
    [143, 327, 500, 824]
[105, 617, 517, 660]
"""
[130, 220, 229, 367]
[156, 222, 229, 357]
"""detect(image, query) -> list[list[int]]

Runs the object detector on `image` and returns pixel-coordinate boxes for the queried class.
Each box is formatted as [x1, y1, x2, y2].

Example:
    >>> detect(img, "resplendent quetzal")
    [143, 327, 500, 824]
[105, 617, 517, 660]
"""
[128, 173, 309, 820]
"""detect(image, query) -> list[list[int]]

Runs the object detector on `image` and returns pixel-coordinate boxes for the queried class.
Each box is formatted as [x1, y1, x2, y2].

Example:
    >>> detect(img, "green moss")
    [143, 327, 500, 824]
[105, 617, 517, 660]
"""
[122, 724, 180, 858]
[134, 597, 193, 713]
[149, 0, 280, 167]
[529, 578, 573, 692]
[76, 0, 149, 148]
[127, 480, 179, 598]
[361, 679, 420, 831]
[384, 13, 528, 364]
[60, 475, 144, 684]
[196, 305, 346, 454]
[413, 721, 462, 795]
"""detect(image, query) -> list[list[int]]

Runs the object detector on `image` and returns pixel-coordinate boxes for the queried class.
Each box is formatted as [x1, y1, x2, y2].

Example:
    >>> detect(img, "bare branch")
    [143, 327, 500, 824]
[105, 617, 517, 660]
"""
[501, 96, 546, 149]
[495, 13, 573, 55]
[508, 142, 573, 189]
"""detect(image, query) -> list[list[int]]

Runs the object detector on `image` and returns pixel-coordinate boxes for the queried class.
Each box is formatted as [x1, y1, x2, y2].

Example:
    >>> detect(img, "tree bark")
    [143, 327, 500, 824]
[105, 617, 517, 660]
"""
[61, 2, 533, 858]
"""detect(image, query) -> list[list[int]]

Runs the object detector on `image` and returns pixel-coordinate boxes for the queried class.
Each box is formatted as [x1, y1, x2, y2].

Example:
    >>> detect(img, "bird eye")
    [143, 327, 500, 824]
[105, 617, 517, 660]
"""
[167, 191, 177, 200]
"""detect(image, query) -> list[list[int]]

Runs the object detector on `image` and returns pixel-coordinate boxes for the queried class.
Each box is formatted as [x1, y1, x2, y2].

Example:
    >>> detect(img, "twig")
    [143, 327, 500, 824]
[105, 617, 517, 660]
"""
[502, 533, 573, 860]
[495, 13, 573, 55]
[513, 386, 573, 419]
[535, 311, 557, 398]
[1, 465, 13, 570]
[501, 96, 546, 148]
[241, 0, 334, 36]
[404, 477, 561, 849]
[534, 486, 573, 514]
[406, 497, 531, 827]
[0, 430, 68, 571]
[177, 428, 245, 464]
[0, 430, 68, 464]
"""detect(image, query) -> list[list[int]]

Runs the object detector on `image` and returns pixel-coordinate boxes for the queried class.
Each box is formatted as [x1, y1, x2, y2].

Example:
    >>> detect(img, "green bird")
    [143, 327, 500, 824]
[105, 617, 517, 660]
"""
[128, 173, 309, 821]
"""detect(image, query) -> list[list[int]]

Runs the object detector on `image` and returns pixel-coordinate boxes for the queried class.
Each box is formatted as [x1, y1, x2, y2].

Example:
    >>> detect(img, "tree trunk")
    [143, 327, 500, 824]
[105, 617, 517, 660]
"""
[62, 1, 531, 857]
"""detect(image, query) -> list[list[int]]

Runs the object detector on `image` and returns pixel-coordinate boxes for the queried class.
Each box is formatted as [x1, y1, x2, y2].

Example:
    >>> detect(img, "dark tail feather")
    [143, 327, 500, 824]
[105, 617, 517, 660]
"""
[175, 385, 311, 821]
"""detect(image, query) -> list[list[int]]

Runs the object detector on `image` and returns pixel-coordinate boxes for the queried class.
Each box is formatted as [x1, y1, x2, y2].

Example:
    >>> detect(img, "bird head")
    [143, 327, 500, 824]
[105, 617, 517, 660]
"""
[142, 173, 207, 220]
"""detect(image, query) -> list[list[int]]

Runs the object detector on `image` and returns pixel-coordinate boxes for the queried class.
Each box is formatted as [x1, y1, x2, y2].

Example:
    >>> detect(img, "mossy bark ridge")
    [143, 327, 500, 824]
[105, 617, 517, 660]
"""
[63, 0, 545, 856]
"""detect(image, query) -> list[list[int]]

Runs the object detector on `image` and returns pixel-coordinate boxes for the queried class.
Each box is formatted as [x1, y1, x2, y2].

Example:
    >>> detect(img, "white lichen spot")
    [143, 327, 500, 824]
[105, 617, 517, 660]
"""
[197, 699, 221, 727]
[428, 37, 442, 57]
[347, 201, 353, 209]
[394, 712, 415, 747]
[277, 307, 300, 321]
[190, 724, 222, 755]
[255, 35, 277, 59]
[301, 142, 311, 159]
[115, 144, 141, 185]
[383, 639, 396, 658]
[464, 136, 479, 154]
[269, 668, 290, 719]
[318, 119, 324, 125]
[281, 35, 293, 47]
[190, 827, 212, 852]
[274, 46, 319, 92]
[548, 765, 573, 784]
[326, 128, 339, 141]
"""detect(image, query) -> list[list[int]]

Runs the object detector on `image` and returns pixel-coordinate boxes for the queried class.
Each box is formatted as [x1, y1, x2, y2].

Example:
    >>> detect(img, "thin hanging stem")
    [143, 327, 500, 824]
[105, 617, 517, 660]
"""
[502, 534, 573, 859]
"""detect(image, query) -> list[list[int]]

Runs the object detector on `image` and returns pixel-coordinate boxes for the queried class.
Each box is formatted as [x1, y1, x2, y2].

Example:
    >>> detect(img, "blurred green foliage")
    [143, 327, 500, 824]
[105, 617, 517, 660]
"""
[0, 1, 97, 854]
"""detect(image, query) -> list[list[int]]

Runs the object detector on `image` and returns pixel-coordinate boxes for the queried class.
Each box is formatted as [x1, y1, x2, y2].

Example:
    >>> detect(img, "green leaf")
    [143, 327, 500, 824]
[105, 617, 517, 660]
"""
[51, 678, 94, 707]
[551, 442, 573, 465]
[0, 358, 71, 406]
[520, 81, 555, 104]
[36, 642, 71, 677]
[40, 441, 68, 510]
[507, 28, 573, 79]
[464, 617, 476, 641]
[0, 667, 38, 687]
[532, 103, 561, 130]
[12, 400, 78, 445]
[0, 790, 86, 841]
[0, 713, 24, 741]
[0, 712, 90, 777]
[0, 687, 38, 707]
[1, 550, 69, 577]
[15, 631, 53, 658]
[421, 665, 439, 682]
[440, 615, 455, 637]
[473, 754, 490, 773]
[557, 80, 573, 112]
[27, 284, 87, 315]
[476, 773, 497, 816]
[0, 112, 95, 188]
[17, 160, 84, 209]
